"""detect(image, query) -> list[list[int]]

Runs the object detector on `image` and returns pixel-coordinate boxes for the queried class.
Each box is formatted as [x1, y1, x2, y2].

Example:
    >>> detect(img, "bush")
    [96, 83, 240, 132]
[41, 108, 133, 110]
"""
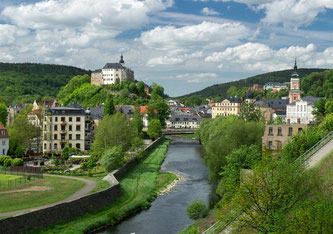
[11, 158, 24, 166]
[100, 146, 124, 172]
[3, 158, 12, 167]
[186, 199, 208, 220]
[0, 155, 11, 166]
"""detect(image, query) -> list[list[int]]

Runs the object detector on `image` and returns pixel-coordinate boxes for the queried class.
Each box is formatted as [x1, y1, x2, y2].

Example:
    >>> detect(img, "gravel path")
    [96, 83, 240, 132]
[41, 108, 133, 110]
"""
[0, 174, 97, 217]
[307, 138, 333, 168]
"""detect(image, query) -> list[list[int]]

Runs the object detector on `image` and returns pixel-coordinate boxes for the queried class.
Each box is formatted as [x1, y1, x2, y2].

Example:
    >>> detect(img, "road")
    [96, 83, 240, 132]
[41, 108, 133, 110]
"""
[0, 174, 97, 218]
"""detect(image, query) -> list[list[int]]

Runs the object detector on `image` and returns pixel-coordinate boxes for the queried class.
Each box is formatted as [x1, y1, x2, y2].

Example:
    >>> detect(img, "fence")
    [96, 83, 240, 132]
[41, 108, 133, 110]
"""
[0, 166, 43, 189]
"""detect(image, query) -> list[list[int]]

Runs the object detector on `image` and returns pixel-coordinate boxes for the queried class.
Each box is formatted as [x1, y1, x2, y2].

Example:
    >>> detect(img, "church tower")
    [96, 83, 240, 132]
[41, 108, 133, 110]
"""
[119, 54, 125, 65]
[289, 59, 301, 103]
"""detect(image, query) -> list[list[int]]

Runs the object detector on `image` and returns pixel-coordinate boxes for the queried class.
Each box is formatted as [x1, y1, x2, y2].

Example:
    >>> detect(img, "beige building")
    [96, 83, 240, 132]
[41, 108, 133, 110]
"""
[262, 124, 308, 150]
[91, 55, 134, 86]
[42, 104, 91, 154]
[212, 97, 242, 118]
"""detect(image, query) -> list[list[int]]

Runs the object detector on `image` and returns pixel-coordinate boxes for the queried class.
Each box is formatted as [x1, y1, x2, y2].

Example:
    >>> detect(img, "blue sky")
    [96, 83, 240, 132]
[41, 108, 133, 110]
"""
[0, 0, 332, 96]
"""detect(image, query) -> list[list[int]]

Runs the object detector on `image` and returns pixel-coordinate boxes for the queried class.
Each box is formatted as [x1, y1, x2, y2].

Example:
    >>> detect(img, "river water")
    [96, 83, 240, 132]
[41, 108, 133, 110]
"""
[103, 137, 216, 234]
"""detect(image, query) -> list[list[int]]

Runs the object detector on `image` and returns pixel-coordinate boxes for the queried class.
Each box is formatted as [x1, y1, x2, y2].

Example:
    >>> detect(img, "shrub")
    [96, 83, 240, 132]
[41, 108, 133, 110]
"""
[3, 158, 12, 167]
[186, 199, 208, 220]
[11, 158, 24, 166]
[100, 146, 124, 172]
[0, 155, 11, 166]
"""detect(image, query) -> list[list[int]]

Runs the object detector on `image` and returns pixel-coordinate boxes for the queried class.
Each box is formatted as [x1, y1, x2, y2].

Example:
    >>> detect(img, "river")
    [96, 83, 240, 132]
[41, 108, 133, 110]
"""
[102, 137, 216, 234]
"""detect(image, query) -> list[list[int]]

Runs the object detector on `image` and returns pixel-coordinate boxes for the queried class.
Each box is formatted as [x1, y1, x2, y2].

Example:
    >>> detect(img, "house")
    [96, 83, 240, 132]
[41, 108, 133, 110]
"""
[262, 124, 308, 150]
[166, 100, 184, 108]
[0, 125, 9, 155]
[166, 115, 202, 129]
[264, 82, 289, 92]
[140, 106, 154, 128]
[249, 84, 263, 91]
[212, 97, 242, 118]
[7, 104, 26, 125]
[254, 99, 289, 122]
[286, 96, 320, 124]
[28, 109, 43, 128]
[32, 99, 59, 110]
[115, 105, 135, 119]
[42, 103, 92, 153]
[91, 55, 134, 86]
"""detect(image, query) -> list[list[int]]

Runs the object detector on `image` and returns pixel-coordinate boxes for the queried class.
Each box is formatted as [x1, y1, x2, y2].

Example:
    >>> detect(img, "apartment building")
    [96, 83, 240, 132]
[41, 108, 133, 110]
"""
[42, 103, 92, 153]
[212, 97, 242, 118]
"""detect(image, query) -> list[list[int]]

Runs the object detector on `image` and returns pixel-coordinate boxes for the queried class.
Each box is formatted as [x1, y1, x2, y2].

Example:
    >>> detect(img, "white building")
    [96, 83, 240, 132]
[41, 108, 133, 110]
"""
[0, 125, 9, 155]
[286, 96, 320, 124]
[166, 115, 202, 129]
[91, 55, 134, 86]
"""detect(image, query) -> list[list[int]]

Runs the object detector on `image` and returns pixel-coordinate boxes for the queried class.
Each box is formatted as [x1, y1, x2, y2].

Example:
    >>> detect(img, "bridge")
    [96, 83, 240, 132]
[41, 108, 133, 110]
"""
[162, 129, 196, 135]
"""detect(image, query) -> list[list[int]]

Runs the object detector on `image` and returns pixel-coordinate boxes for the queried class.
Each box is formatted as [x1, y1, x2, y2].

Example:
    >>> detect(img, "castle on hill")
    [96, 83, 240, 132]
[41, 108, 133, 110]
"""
[91, 55, 134, 86]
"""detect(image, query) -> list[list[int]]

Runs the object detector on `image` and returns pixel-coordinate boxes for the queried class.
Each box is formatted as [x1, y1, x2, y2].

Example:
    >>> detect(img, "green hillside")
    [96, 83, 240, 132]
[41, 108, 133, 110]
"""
[0, 63, 89, 105]
[177, 68, 327, 99]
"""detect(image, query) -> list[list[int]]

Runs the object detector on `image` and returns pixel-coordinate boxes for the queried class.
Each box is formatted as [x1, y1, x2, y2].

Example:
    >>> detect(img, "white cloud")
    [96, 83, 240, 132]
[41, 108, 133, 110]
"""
[0, 24, 29, 45]
[176, 73, 218, 83]
[140, 21, 251, 52]
[147, 56, 184, 66]
[205, 42, 333, 72]
[201, 7, 220, 15]
[1, 0, 172, 35]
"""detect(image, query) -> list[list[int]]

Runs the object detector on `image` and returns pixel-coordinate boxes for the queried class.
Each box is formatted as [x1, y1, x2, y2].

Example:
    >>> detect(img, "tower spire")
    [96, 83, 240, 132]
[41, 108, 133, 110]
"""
[294, 58, 297, 73]
[119, 54, 124, 64]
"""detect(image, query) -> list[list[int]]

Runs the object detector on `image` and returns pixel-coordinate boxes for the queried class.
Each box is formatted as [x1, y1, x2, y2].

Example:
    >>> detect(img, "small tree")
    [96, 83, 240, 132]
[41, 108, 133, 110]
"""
[147, 119, 162, 140]
[104, 94, 115, 116]
[100, 146, 124, 172]
[11, 158, 24, 166]
[186, 200, 208, 220]
[0, 102, 8, 126]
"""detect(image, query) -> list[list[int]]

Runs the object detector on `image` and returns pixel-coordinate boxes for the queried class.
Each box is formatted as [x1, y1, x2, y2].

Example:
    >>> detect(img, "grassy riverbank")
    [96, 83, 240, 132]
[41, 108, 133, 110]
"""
[35, 140, 175, 234]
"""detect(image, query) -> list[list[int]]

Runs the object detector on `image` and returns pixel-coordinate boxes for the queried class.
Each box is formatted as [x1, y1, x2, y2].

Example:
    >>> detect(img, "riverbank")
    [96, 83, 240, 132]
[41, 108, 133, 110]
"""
[34, 140, 175, 234]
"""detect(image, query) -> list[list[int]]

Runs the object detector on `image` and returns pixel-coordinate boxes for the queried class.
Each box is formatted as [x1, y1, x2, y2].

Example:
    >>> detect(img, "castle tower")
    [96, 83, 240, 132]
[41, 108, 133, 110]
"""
[289, 59, 301, 103]
[119, 54, 125, 65]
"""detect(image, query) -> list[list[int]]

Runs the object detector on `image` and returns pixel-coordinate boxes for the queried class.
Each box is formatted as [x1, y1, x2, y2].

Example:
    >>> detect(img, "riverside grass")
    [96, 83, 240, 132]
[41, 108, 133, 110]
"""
[0, 176, 85, 213]
[35, 140, 174, 234]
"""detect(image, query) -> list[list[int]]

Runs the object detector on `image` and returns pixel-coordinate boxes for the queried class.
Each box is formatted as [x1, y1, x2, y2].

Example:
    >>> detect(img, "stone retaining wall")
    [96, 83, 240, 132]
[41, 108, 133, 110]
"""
[0, 137, 164, 234]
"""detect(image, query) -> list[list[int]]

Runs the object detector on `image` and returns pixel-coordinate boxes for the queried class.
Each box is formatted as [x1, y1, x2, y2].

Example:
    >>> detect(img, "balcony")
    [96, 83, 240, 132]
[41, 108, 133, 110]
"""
[60, 139, 67, 144]
[60, 130, 67, 134]
[60, 121, 67, 126]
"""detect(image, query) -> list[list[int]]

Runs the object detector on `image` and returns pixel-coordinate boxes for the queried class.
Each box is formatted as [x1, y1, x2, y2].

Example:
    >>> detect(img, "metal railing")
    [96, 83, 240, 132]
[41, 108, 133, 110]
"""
[295, 130, 333, 163]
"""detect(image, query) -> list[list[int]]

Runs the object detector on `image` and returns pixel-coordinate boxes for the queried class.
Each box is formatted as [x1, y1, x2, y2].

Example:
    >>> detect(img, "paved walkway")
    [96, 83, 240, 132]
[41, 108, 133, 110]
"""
[307, 138, 333, 168]
[0, 174, 97, 217]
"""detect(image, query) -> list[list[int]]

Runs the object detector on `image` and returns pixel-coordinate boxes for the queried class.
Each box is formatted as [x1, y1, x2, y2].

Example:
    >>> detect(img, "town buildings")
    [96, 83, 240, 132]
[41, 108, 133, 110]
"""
[42, 103, 92, 154]
[262, 124, 307, 150]
[166, 115, 202, 129]
[212, 97, 242, 118]
[0, 124, 9, 155]
[264, 82, 289, 92]
[91, 55, 134, 86]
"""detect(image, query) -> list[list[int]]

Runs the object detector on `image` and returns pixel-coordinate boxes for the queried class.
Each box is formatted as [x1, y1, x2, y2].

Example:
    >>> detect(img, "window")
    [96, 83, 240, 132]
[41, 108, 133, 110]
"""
[61, 135, 65, 140]
[3, 149, 5, 155]
[76, 117, 81, 122]
[76, 125, 81, 131]
[288, 127, 293, 136]
[54, 125, 58, 131]
[268, 127, 273, 135]
[61, 125, 65, 131]
[55, 117, 58, 122]
[277, 127, 282, 136]
[298, 128, 303, 134]
[2, 141, 5, 145]
[76, 134, 80, 140]
[54, 143, 57, 149]
[61, 117, 65, 122]
[76, 143, 80, 149]
[44, 143, 47, 150]
[54, 134, 57, 140]
[69, 134, 72, 140]
[69, 117, 72, 122]
[268, 141, 273, 150]
[69, 125, 72, 131]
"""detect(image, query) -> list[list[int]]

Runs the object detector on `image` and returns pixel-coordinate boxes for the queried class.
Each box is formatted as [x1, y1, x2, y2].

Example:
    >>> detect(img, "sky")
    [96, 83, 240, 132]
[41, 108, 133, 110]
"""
[0, 0, 332, 97]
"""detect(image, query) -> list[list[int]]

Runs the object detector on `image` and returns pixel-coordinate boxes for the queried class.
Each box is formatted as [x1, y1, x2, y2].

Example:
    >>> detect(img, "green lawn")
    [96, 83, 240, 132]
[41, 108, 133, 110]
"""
[0, 176, 85, 213]
[35, 140, 175, 234]
[0, 173, 37, 190]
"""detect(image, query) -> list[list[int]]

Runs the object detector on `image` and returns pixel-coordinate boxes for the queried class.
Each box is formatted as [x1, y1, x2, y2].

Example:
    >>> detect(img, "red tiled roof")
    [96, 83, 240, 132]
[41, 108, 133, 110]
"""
[0, 124, 9, 138]
[140, 106, 157, 114]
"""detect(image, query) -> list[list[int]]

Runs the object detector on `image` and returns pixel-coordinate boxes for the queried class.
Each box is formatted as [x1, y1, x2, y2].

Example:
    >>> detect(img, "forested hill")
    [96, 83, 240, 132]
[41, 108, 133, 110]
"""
[177, 68, 327, 99]
[0, 63, 89, 105]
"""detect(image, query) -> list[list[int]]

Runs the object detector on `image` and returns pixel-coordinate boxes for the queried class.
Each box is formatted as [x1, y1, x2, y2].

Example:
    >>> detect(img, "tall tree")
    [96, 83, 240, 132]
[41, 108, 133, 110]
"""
[148, 95, 170, 127]
[100, 146, 124, 171]
[0, 102, 8, 126]
[104, 94, 115, 116]
[147, 119, 162, 140]
[239, 102, 263, 122]
[312, 98, 326, 121]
